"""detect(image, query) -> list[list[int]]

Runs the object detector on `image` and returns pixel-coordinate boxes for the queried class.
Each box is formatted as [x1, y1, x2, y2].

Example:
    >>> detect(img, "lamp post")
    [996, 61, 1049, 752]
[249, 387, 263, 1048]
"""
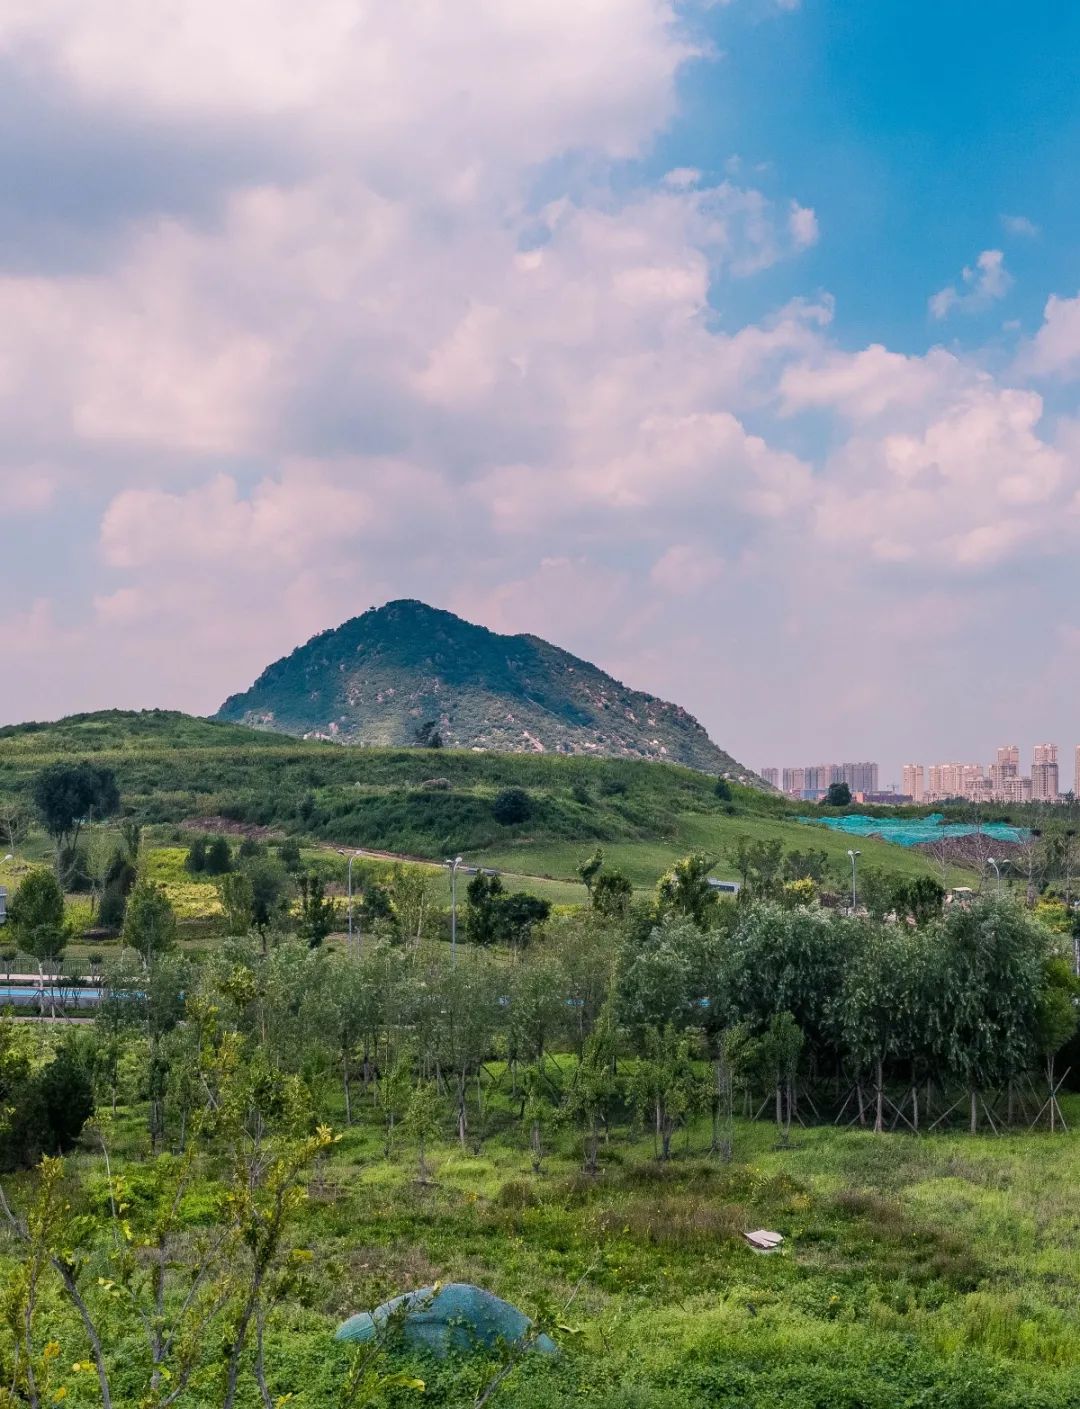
[445, 856, 464, 965]
[986, 856, 1001, 894]
[847, 848, 861, 913]
[347, 852, 362, 953]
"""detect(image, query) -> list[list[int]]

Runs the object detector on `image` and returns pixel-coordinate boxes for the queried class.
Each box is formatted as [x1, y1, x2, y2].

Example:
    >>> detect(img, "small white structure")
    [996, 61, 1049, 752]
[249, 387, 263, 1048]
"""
[0, 887, 7, 925]
[743, 1229, 784, 1254]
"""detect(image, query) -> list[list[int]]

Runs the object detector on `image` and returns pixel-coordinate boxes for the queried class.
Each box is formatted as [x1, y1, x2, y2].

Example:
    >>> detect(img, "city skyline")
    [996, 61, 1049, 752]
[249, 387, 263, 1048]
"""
[768, 741, 1079, 803]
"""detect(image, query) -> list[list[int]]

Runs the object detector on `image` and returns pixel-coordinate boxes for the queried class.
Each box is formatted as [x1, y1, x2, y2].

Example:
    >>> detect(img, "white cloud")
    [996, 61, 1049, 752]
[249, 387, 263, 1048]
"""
[787, 202, 818, 249]
[1015, 292, 1080, 379]
[929, 249, 1012, 320]
[1001, 214, 1040, 239]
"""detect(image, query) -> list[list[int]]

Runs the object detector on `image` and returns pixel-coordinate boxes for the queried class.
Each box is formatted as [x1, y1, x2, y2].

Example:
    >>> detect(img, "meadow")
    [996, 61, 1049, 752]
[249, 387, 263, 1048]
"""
[4, 1049, 1080, 1409]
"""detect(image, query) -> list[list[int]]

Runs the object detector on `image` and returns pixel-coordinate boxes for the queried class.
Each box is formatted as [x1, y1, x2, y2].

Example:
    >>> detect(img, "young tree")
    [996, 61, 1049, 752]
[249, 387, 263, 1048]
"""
[184, 834, 208, 873]
[497, 892, 551, 956]
[9, 869, 68, 1014]
[592, 870, 633, 918]
[204, 835, 234, 876]
[630, 1024, 704, 1159]
[655, 852, 718, 928]
[296, 872, 338, 948]
[122, 880, 177, 967]
[562, 1000, 620, 1174]
[466, 871, 505, 947]
[216, 870, 255, 936]
[405, 1078, 444, 1183]
[577, 847, 605, 896]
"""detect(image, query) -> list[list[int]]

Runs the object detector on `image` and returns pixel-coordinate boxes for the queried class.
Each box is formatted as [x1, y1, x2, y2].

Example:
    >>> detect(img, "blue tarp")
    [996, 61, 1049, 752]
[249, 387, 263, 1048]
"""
[336, 1283, 558, 1358]
[798, 812, 1030, 848]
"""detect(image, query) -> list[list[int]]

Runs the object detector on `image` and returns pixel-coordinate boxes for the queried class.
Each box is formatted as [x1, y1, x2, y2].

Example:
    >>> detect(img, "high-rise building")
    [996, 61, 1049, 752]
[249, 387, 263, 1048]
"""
[782, 767, 806, 795]
[989, 745, 1020, 797]
[927, 763, 983, 800]
[841, 762, 879, 795]
[1075, 745, 1080, 799]
[761, 767, 779, 789]
[902, 763, 924, 802]
[1032, 743, 1059, 801]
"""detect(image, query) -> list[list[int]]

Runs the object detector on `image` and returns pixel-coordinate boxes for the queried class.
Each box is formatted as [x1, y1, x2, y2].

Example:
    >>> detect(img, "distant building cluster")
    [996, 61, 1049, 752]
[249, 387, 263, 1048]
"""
[901, 744, 1077, 804]
[760, 761, 879, 801]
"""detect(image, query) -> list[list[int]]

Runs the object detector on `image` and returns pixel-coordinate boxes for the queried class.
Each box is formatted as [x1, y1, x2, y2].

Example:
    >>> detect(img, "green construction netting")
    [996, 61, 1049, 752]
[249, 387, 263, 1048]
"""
[335, 1283, 558, 1359]
[799, 812, 1030, 848]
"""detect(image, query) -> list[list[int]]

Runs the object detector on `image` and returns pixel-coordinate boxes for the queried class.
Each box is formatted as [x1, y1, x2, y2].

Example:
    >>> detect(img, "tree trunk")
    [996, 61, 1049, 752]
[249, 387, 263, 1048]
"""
[874, 1057, 884, 1134]
[969, 1088, 978, 1134]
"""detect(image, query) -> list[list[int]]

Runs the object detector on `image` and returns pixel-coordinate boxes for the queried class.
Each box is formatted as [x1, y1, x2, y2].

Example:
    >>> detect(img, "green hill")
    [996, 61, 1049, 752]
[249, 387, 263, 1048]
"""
[215, 598, 761, 779]
[0, 709, 971, 893]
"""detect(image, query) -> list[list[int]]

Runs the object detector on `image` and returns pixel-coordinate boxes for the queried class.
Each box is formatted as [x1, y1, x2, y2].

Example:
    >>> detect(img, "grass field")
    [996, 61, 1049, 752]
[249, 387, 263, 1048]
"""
[0, 711, 978, 902]
[477, 810, 974, 890]
[8, 1072, 1080, 1409]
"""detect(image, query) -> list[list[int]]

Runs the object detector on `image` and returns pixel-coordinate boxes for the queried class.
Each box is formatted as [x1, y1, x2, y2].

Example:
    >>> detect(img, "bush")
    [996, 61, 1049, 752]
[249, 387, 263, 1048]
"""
[492, 787, 532, 826]
[184, 835, 208, 873]
[203, 836, 233, 875]
[0, 1038, 94, 1171]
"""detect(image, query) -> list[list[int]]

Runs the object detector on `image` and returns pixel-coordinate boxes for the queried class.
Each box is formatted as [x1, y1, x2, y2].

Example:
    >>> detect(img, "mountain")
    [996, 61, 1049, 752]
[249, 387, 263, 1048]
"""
[216, 599, 760, 780]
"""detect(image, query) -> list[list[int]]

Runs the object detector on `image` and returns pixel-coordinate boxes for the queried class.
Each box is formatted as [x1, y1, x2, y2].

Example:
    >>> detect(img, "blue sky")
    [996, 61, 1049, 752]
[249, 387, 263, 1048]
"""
[2, 0, 1080, 782]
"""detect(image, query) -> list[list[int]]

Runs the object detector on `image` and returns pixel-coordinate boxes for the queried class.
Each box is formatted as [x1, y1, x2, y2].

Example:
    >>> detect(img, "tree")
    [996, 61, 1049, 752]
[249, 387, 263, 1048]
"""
[728, 837, 784, 903]
[492, 787, 531, 826]
[630, 1024, 704, 1159]
[122, 880, 177, 966]
[184, 835, 208, 873]
[204, 835, 233, 876]
[714, 778, 732, 802]
[413, 719, 443, 748]
[577, 848, 605, 895]
[655, 852, 718, 928]
[9, 870, 68, 1013]
[296, 872, 338, 948]
[32, 762, 120, 883]
[466, 871, 506, 947]
[245, 856, 291, 937]
[217, 871, 255, 936]
[392, 864, 441, 947]
[825, 781, 852, 807]
[497, 892, 551, 954]
[592, 870, 633, 918]
[562, 1000, 620, 1174]
[0, 797, 29, 864]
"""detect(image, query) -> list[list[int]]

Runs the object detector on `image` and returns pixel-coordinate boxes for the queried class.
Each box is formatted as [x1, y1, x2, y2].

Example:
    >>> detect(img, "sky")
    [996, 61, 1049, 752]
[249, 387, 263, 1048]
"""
[3, 0, 1080, 782]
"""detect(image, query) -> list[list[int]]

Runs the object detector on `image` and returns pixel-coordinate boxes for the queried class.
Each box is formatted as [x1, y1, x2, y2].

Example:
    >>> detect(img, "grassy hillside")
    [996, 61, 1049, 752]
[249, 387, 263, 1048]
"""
[0, 709, 972, 893]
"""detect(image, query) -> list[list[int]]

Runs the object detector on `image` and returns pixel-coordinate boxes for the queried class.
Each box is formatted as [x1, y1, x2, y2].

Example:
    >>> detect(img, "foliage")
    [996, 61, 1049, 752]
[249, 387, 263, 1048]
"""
[122, 879, 177, 964]
[493, 787, 532, 826]
[296, 872, 339, 947]
[8, 870, 67, 972]
[31, 761, 120, 877]
[825, 781, 852, 807]
[655, 852, 718, 927]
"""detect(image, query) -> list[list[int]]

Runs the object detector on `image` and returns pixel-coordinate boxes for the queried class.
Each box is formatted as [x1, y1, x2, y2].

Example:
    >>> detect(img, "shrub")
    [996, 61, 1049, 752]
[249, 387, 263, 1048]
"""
[492, 787, 532, 826]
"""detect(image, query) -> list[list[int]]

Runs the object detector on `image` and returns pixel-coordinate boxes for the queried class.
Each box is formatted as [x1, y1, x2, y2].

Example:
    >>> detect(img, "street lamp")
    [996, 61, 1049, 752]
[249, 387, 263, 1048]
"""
[847, 849, 861, 912]
[347, 852, 363, 953]
[445, 857, 464, 964]
[986, 856, 1001, 894]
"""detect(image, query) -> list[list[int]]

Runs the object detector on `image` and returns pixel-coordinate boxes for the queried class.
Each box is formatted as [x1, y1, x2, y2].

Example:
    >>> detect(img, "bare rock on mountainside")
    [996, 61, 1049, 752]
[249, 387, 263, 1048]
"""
[216, 599, 763, 781]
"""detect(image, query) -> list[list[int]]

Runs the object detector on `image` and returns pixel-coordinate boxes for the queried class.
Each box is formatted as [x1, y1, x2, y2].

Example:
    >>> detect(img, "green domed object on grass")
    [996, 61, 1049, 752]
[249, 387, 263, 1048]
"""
[335, 1282, 557, 1358]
